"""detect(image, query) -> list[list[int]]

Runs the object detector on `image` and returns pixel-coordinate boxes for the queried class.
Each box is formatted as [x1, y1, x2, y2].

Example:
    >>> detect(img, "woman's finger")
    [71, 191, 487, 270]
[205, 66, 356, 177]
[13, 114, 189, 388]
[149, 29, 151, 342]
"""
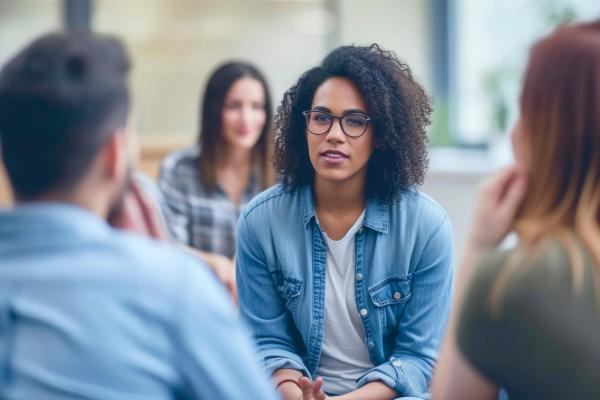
[312, 377, 326, 400]
[481, 165, 520, 199]
[499, 172, 527, 219]
[298, 377, 314, 399]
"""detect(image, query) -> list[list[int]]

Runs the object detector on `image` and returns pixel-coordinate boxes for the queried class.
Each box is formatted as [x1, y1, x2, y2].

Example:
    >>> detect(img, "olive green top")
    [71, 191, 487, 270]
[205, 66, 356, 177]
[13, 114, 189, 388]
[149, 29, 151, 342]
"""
[457, 238, 600, 400]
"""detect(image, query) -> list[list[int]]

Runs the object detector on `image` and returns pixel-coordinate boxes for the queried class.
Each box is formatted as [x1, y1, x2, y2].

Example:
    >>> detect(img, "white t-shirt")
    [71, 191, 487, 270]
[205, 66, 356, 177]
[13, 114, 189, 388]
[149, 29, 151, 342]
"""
[315, 210, 374, 395]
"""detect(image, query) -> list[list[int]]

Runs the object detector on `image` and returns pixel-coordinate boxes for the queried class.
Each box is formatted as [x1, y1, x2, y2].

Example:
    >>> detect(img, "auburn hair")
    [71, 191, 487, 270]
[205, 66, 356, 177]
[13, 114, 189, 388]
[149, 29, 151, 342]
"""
[491, 20, 600, 306]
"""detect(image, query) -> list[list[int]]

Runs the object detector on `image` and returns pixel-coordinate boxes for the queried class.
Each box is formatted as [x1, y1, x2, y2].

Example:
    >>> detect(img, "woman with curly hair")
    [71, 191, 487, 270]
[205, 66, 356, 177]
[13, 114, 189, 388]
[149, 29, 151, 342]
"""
[236, 44, 453, 399]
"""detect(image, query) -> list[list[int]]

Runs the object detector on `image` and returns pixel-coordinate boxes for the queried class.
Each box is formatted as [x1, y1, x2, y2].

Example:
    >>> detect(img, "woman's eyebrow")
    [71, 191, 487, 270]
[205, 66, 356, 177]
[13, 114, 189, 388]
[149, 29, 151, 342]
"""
[311, 106, 367, 115]
[341, 108, 368, 115]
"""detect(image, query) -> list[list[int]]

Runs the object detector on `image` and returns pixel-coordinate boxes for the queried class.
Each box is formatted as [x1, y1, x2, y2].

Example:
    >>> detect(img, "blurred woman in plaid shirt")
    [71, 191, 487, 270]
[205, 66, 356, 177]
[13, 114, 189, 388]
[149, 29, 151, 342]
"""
[159, 62, 275, 300]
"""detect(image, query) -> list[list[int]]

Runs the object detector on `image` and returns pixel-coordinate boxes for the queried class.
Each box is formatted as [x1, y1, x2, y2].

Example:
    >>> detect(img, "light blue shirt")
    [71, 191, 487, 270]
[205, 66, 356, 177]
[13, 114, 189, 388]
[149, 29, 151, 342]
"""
[236, 184, 454, 398]
[0, 203, 278, 400]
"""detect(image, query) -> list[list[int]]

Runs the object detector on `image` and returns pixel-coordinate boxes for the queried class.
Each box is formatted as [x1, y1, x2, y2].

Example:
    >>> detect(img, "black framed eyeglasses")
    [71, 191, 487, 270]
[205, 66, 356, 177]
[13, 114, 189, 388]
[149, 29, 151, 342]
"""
[302, 110, 371, 138]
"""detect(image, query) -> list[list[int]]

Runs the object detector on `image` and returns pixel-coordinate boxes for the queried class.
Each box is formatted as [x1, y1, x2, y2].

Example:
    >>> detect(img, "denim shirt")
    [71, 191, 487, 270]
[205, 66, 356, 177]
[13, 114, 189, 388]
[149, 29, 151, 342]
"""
[0, 204, 278, 400]
[236, 184, 454, 398]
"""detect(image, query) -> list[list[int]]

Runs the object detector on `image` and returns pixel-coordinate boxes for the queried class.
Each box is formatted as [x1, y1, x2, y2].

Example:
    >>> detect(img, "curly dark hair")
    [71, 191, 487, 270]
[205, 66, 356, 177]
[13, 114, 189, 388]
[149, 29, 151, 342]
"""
[273, 44, 432, 201]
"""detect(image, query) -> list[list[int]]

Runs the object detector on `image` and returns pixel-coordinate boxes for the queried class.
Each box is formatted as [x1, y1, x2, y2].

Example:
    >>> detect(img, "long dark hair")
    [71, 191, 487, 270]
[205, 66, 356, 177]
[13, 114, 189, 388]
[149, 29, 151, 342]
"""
[198, 61, 274, 192]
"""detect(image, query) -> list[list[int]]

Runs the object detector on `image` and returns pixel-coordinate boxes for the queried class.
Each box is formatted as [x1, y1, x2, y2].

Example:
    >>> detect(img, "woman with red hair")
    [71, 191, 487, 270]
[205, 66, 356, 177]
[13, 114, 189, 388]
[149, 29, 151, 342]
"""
[433, 20, 600, 400]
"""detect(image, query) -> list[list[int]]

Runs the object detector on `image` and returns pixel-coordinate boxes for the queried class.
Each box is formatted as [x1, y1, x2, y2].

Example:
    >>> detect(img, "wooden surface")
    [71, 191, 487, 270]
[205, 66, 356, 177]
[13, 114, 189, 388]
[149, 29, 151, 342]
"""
[0, 138, 190, 207]
[138, 139, 189, 181]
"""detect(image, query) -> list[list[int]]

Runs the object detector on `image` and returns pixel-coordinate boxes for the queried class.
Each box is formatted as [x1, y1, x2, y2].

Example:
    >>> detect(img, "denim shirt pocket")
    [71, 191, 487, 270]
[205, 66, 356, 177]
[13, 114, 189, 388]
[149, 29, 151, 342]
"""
[368, 275, 412, 335]
[275, 275, 303, 319]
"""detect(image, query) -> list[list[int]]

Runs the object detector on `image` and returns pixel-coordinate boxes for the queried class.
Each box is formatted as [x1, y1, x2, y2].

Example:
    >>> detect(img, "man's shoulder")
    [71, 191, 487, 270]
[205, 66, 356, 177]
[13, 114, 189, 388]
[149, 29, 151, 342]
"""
[107, 232, 216, 292]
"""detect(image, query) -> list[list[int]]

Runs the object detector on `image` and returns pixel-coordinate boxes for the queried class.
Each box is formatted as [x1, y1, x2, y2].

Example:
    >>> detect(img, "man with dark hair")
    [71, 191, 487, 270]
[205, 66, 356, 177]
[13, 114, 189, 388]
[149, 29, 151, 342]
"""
[0, 32, 277, 400]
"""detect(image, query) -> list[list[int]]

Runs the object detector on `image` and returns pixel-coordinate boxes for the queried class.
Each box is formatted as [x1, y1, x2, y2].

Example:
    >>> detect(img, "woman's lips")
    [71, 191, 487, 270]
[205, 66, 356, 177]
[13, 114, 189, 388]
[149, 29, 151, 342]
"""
[320, 149, 349, 165]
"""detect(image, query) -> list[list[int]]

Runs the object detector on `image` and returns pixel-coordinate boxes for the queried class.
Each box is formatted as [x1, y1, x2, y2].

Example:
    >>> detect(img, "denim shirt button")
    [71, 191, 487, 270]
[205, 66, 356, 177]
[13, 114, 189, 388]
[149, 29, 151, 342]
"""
[359, 308, 368, 317]
[393, 291, 402, 300]
[358, 227, 364, 234]
[392, 360, 401, 368]
[368, 341, 375, 350]
[355, 273, 363, 281]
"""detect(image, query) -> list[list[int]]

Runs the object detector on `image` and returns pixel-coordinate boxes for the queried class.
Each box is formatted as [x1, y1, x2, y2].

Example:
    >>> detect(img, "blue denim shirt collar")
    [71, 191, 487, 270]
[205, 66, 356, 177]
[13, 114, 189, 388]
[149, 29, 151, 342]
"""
[299, 185, 389, 234]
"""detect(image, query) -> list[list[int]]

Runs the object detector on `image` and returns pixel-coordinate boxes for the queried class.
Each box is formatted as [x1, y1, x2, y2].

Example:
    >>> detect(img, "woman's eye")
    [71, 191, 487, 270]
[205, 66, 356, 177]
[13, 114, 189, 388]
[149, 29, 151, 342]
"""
[225, 102, 241, 110]
[346, 116, 366, 127]
[313, 113, 331, 124]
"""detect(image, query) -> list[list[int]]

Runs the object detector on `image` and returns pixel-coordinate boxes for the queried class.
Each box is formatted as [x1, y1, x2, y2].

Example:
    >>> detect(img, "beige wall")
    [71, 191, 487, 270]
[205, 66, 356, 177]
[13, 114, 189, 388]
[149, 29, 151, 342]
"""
[93, 0, 433, 143]
[95, 0, 330, 141]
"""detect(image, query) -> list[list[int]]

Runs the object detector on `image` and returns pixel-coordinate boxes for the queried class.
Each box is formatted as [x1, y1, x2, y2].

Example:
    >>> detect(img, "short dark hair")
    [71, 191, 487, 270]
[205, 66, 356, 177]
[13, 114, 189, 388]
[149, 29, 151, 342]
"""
[0, 32, 130, 200]
[273, 44, 432, 201]
[198, 61, 274, 192]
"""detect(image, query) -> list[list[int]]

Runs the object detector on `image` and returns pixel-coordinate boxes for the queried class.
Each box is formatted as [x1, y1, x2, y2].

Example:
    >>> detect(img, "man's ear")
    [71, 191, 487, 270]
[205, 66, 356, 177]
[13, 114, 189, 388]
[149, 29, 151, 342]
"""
[102, 128, 127, 182]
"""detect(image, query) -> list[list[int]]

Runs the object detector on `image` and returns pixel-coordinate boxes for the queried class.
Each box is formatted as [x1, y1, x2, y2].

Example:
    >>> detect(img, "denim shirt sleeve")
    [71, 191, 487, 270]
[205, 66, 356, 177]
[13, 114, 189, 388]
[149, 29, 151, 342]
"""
[236, 213, 310, 378]
[175, 255, 279, 400]
[357, 215, 454, 397]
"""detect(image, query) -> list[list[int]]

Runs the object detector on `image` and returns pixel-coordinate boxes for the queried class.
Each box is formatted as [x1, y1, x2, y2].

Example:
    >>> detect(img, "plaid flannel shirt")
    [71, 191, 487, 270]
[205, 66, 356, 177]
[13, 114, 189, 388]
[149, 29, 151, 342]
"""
[158, 145, 262, 259]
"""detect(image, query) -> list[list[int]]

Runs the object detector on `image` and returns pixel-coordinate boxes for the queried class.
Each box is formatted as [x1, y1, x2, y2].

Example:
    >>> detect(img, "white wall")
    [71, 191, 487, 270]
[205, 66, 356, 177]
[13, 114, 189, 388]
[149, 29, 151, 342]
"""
[422, 143, 513, 265]
[337, 0, 432, 93]
[0, 0, 61, 66]
[422, 161, 485, 264]
[422, 172, 481, 264]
